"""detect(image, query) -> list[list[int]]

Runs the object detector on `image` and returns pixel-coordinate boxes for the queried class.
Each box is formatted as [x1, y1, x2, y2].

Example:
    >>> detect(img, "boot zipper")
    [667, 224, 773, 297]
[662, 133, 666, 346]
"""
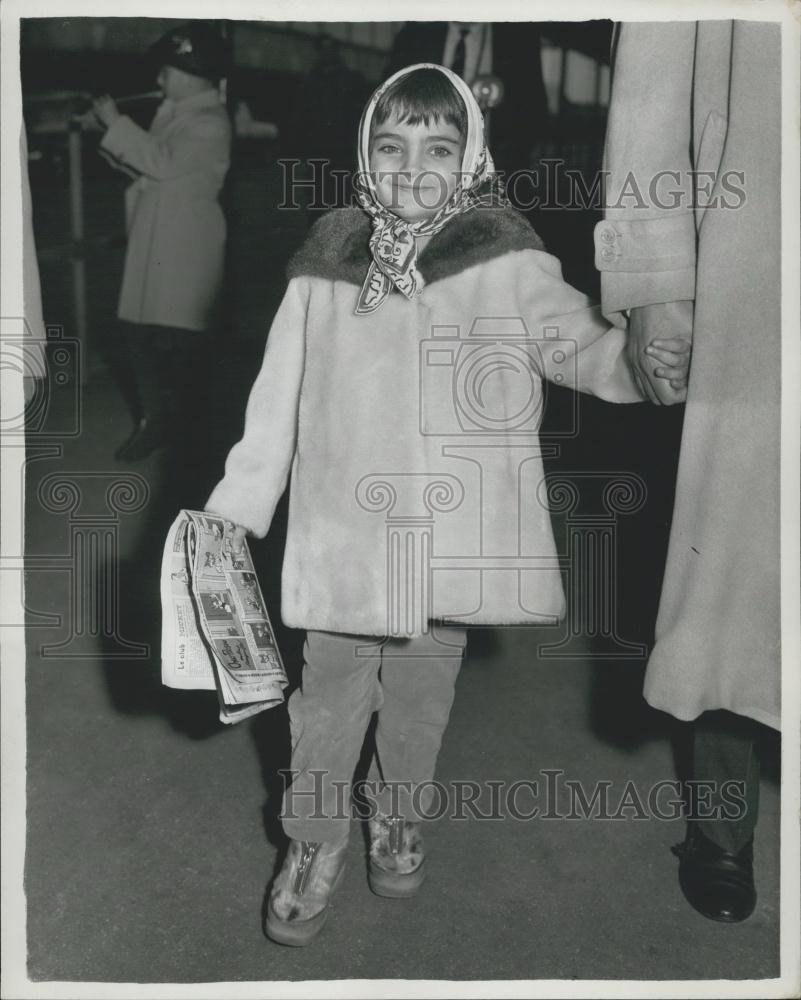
[293, 841, 320, 895]
[388, 818, 403, 855]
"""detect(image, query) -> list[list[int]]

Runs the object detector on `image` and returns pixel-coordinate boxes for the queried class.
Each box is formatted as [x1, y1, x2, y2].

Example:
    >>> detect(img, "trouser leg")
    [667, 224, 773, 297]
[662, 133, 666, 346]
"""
[692, 709, 760, 853]
[122, 324, 204, 431]
[371, 626, 467, 822]
[110, 322, 144, 424]
[124, 325, 171, 428]
[282, 630, 383, 843]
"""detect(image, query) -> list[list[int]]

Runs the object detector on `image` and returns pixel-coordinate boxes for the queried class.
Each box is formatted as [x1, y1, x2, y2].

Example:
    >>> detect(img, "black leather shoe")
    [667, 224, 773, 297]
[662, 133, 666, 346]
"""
[114, 418, 166, 462]
[672, 823, 756, 923]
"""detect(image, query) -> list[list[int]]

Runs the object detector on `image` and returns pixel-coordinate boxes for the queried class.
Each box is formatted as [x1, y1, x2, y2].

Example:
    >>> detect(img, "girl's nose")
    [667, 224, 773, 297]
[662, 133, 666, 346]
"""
[400, 149, 422, 178]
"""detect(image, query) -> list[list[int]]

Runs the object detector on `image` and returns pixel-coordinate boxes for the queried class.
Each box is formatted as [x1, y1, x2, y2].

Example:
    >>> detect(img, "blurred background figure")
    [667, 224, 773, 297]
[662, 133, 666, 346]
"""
[94, 20, 231, 463]
[285, 34, 367, 220]
[384, 21, 547, 177]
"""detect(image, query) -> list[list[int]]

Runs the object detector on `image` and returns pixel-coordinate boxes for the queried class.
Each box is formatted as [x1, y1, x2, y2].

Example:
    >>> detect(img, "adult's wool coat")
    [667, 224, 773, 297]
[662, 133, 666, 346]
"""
[596, 21, 781, 730]
[207, 206, 642, 637]
[100, 89, 231, 332]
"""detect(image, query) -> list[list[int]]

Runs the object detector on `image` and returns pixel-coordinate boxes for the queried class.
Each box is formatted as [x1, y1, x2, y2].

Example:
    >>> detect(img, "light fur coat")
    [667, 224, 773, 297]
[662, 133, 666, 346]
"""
[207, 206, 642, 637]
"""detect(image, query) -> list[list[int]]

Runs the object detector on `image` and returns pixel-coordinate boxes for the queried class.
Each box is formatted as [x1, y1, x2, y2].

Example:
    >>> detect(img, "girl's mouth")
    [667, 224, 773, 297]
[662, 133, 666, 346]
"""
[392, 181, 441, 195]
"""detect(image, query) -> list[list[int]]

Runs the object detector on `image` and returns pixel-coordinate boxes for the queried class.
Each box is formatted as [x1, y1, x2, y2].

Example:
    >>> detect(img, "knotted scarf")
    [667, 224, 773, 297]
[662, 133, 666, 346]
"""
[354, 62, 507, 315]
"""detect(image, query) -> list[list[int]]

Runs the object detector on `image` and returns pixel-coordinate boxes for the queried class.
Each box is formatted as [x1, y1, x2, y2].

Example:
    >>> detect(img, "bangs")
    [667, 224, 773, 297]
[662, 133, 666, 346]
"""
[371, 68, 467, 136]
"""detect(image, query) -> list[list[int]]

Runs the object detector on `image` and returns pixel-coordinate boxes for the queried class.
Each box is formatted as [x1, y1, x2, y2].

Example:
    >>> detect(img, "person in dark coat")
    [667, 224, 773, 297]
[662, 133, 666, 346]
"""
[384, 21, 547, 177]
[285, 34, 368, 219]
[289, 35, 367, 173]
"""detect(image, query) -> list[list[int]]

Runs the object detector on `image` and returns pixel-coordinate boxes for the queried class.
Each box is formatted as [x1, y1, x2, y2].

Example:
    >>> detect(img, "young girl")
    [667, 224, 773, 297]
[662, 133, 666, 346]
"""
[205, 64, 689, 946]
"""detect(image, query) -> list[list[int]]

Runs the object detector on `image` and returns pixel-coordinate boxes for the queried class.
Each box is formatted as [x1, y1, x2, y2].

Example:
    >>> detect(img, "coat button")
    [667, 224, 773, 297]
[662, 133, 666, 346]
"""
[600, 247, 616, 262]
[600, 227, 618, 244]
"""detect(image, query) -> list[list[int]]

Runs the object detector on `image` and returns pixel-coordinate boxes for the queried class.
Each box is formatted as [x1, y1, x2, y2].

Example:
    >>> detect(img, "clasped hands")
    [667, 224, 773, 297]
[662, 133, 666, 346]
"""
[628, 300, 694, 405]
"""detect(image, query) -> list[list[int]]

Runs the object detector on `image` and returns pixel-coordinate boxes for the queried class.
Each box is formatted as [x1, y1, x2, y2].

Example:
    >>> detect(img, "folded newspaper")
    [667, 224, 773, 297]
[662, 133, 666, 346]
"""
[161, 510, 288, 724]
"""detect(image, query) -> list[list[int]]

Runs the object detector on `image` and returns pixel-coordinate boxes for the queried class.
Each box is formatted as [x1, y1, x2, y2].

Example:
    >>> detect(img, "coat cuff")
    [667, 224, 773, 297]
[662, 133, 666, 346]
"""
[204, 484, 273, 540]
[593, 214, 696, 274]
[100, 116, 140, 162]
[595, 214, 696, 317]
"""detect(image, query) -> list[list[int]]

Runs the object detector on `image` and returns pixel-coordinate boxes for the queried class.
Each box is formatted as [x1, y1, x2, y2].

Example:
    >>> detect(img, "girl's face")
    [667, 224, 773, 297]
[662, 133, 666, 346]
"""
[369, 114, 465, 223]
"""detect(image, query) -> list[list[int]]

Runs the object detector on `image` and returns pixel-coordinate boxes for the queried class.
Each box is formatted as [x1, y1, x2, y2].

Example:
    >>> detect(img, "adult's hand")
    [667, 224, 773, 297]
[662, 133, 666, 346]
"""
[628, 300, 694, 405]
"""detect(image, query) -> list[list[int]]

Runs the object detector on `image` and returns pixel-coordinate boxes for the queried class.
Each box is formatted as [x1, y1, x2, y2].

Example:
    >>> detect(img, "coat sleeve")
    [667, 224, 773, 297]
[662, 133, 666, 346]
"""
[518, 250, 644, 403]
[204, 279, 308, 537]
[100, 111, 230, 181]
[595, 22, 698, 324]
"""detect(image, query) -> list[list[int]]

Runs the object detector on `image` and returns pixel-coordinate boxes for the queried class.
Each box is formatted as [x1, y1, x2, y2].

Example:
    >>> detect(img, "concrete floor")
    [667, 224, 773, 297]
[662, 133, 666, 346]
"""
[21, 151, 781, 985]
[22, 359, 782, 988]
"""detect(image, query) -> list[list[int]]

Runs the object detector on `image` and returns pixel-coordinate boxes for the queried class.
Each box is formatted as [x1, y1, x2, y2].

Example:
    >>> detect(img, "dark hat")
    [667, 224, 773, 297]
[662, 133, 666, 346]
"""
[148, 22, 228, 81]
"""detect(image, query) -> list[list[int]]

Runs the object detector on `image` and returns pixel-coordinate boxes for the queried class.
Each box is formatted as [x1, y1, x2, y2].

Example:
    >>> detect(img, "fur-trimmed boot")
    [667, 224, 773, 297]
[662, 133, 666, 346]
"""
[264, 836, 348, 946]
[367, 814, 425, 898]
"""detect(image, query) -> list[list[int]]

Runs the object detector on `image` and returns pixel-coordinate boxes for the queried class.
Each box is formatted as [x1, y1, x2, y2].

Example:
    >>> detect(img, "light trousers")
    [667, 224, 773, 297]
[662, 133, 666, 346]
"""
[282, 626, 467, 842]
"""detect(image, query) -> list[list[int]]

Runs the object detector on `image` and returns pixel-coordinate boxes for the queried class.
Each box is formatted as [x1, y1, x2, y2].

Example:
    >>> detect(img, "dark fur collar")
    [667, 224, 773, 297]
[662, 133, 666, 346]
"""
[286, 205, 545, 287]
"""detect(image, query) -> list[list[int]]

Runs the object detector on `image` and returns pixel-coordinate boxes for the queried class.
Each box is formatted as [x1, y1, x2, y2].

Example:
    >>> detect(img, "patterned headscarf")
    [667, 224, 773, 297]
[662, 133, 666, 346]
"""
[354, 63, 507, 315]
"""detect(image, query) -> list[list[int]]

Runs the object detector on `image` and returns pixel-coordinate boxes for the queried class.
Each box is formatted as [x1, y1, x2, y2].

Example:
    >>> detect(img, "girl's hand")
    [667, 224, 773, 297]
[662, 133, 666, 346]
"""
[93, 95, 120, 129]
[627, 302, 692, 405]
[230, 524, 248, 555]
[645, 337, 692, 391]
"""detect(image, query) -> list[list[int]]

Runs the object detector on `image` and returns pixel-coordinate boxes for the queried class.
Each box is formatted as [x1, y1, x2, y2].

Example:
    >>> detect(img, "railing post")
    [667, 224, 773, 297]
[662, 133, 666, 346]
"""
[67, 120, 88, 385]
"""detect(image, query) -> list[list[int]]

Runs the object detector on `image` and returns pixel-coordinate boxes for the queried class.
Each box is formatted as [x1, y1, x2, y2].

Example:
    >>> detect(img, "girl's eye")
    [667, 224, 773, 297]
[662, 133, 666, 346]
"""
[429, 146, 455, 158]
[377, 144, 401, 154]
